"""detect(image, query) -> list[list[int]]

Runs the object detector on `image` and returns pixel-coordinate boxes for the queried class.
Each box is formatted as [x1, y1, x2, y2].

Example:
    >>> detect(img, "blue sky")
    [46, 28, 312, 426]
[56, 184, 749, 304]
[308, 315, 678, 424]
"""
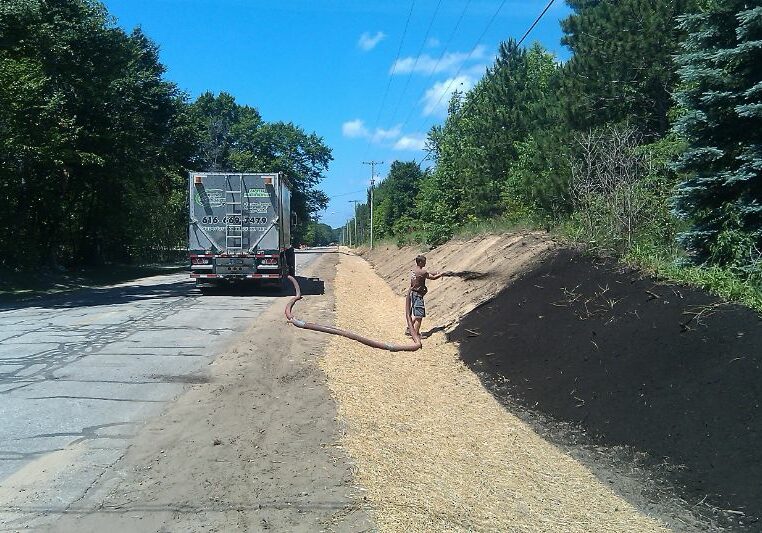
[102, 0, 572, 229]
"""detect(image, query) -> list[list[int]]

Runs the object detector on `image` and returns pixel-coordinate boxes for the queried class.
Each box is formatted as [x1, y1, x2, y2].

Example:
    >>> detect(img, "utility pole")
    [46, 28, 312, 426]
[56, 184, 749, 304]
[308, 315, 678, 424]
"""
[349, 200, 360, 247]
[363, 161, 383, 249]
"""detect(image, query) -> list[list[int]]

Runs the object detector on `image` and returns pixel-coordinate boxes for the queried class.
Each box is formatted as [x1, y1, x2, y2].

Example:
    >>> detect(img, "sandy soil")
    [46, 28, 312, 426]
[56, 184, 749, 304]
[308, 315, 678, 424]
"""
[358, 232, 555, 333]
[319, 249, 672, 532]
[40, 252, 373, 532]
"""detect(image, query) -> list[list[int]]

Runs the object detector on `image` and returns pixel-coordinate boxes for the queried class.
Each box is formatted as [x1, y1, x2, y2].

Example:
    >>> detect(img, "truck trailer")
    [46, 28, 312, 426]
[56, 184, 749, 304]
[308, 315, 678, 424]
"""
[188, 172, 296, 291]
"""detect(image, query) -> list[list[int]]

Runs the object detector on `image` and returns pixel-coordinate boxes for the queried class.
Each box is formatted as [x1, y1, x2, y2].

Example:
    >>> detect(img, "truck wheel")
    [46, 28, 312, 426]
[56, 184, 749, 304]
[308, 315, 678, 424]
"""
[197, 282, 215, 295]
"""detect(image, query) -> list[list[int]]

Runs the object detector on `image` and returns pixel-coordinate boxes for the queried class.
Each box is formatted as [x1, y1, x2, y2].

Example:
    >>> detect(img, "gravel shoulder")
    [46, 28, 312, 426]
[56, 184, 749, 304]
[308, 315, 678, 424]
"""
[29, 251, 373, 532]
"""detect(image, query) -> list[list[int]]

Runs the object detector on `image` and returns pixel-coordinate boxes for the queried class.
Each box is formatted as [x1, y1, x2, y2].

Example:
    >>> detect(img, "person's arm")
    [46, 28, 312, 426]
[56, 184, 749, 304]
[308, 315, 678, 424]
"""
[428, 270, 445, 280]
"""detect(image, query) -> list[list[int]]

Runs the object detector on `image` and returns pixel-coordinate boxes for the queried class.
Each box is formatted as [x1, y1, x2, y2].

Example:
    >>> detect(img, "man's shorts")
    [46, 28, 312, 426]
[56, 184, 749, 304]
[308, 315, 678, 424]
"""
[411, 291, 426, 318]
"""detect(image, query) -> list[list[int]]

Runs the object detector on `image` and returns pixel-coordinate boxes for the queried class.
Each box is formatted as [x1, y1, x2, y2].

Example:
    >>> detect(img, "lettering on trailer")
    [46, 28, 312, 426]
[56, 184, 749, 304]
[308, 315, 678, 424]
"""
[194, 189, 225, 208]
[244, 188, 269, 198]
[246, 202, 270, 213]
[200, 225, 270, 233]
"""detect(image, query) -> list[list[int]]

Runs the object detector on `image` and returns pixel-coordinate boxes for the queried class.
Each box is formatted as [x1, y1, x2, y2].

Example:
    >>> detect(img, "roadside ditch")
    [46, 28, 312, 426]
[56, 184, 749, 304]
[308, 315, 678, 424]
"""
[354, 234, 761, 531]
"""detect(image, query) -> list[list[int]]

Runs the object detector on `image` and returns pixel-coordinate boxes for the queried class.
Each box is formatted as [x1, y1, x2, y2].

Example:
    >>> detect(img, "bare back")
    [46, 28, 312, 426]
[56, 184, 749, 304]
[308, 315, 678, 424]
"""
[410, 266, 429, 295]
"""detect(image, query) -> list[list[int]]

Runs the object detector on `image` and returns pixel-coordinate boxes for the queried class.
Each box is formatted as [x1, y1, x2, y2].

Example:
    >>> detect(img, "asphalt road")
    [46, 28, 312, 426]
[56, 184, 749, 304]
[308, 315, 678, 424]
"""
[0, 251, 319, 521]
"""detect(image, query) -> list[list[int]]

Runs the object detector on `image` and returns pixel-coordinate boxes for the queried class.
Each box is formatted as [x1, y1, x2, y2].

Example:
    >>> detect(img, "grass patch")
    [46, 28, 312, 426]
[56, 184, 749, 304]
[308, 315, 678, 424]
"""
[453, 216, 544, 241]
[625, 249, 762, 313]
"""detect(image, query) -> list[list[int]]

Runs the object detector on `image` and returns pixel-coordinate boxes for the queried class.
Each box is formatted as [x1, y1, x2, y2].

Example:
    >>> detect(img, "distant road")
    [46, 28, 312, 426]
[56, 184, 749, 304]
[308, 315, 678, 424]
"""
[0, 252, 318, 519]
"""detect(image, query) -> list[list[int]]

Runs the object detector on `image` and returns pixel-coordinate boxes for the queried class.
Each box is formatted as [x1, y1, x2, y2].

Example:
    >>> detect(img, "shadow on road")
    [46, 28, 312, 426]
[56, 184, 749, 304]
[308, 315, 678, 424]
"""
[0, 275, 325, 311]
[0, 279, 196, 312]
[198, 276, 324, 298]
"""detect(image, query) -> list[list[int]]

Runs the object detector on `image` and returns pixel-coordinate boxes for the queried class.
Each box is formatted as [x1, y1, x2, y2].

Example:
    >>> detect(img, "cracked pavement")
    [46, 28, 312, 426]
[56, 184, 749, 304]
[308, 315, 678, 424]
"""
[0, 253, 317, 528]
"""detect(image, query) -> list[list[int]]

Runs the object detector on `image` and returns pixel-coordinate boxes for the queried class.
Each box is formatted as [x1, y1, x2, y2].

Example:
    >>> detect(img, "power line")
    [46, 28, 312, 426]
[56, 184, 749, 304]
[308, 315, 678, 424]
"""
[328, 189, 365, 200]
[398, 0, 474, 135]
[411, 0, 510, 137]
[413, 0, 559, 167]
[413, 0, 560, 160]
[363, 1, 417, 161]
[517, 0, 558, 47]
[387, 0, 444, 128]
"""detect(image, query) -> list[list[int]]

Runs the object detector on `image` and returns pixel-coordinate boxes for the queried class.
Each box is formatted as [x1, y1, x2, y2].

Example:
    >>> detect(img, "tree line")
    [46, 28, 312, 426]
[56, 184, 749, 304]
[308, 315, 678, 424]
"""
[0, 0, 331, 268]
[354, 0, 760, 292]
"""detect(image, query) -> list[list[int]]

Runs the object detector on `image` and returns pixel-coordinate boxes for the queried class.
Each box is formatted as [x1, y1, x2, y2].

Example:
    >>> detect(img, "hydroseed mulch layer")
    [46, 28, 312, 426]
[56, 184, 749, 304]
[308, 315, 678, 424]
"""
[451, 248, 762, 531]
[320, 253, 673, 532]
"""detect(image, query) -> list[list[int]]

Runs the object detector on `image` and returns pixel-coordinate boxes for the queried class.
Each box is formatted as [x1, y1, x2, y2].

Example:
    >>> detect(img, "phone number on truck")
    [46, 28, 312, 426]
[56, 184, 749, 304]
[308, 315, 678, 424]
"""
[200, 216, 268, 224]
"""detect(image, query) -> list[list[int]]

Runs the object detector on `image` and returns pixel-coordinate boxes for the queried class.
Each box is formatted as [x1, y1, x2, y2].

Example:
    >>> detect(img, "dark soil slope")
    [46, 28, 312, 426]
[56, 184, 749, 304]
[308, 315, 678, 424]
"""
[451, 249, 762, 529]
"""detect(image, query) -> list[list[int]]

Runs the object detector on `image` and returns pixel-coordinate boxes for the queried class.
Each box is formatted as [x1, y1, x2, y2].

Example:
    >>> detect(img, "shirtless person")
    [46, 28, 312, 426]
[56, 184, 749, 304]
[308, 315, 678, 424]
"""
[407, 255, 447, 338]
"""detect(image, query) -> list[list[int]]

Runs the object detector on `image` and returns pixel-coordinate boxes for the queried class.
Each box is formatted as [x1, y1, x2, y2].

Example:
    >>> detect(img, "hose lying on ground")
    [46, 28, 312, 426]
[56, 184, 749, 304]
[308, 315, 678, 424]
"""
[285, 275, 423, 352]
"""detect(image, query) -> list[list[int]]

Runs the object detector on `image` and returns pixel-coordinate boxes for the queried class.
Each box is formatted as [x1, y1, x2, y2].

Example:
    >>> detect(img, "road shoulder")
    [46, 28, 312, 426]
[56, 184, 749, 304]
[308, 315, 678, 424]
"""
[41, 252, 373, 532]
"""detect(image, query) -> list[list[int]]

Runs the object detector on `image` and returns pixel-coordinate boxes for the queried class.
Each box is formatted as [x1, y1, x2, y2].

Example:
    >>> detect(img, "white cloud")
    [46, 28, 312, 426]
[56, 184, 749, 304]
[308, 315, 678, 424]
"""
[426, 37, 440, 49]
[341, 119, 403, 145]
[394, 134, 427, 151]
[358, 31, 386, 51]
[372, 125, 401, 143]
[390, 45, 488, 75]
[422, 75, 475, 117]
[342, 119, 369, 138]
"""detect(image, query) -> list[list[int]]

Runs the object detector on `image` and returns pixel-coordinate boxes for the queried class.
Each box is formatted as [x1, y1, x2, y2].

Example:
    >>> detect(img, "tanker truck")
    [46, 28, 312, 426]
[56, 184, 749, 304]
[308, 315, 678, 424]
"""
[188, 172, 296, 292]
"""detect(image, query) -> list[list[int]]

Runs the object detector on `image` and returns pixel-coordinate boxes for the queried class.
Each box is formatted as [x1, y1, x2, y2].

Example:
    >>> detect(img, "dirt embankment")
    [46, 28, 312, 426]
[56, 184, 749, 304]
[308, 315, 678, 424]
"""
[320, 238, 691, 532]
[450, 248, 762, 531]
[359, 232, 556, 332]
[359, 234, 761, 531]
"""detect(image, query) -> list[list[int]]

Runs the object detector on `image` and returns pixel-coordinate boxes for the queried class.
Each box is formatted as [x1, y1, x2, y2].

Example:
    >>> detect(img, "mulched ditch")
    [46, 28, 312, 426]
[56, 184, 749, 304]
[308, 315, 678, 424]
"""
[451, 248, 762, 531]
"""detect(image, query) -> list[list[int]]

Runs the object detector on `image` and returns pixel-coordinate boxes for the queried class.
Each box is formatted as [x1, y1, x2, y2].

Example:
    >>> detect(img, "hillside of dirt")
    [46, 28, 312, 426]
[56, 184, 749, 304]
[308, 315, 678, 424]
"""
[359, 232, 556, 333]
[360, 234, 762, 531]
[319, 251, 685, 531]
[450, 248, 762, 531]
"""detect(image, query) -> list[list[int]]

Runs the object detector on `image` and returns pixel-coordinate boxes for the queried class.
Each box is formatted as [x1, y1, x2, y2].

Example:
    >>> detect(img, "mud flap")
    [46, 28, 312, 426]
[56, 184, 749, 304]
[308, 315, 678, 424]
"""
[285, 246, 296, 276]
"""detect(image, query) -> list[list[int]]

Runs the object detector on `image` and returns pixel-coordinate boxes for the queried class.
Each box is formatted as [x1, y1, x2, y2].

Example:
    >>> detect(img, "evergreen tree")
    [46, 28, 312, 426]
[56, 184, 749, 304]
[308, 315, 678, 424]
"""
[562, 0, 699, 135]
[672, 1, 762, 268]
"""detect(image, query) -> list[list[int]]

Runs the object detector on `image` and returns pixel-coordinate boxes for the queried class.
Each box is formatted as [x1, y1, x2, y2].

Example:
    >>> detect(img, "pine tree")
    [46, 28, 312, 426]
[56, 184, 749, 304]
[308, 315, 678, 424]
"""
[672, 1, 762, 268]
[561, 0, 699, 136]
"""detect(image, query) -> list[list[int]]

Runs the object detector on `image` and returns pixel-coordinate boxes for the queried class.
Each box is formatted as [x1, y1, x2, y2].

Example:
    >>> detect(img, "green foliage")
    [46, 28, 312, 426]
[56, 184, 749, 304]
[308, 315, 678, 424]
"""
[303, 221, 333, 246]
[0, 0, 196, 266]
[502, 129, 572, 223]
[672, 1, 762, 270]
[371, 161, 423, 239]
[0, 1, 332, 267]
[561, 0, 699, 135]
[189, 92, 332, 245]
[625, 242, 762, 312]
[351, 0, 761, 311]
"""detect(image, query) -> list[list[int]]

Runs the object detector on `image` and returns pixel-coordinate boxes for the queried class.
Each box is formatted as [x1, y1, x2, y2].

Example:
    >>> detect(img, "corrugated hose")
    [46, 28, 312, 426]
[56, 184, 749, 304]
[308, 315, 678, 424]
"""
[285, 275, 423, 352]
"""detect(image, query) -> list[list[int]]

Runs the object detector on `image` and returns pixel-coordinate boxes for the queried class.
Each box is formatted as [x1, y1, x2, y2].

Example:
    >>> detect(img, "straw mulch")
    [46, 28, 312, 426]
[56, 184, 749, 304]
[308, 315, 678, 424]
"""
[319, 253, 670, 532]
